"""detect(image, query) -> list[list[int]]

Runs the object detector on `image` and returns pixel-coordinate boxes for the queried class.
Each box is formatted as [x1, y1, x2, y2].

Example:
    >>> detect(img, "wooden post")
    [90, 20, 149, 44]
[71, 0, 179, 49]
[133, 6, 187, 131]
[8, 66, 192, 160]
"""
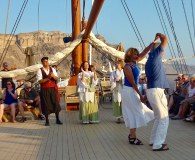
[83, 0, 105, 39]
[82, 20, 89, 62]
[71, 0, 82, 77]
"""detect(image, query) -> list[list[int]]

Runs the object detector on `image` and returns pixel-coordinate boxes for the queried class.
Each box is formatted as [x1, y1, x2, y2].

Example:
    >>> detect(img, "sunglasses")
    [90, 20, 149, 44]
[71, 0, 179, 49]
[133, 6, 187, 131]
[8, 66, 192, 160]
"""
[7, 83, 11, 85]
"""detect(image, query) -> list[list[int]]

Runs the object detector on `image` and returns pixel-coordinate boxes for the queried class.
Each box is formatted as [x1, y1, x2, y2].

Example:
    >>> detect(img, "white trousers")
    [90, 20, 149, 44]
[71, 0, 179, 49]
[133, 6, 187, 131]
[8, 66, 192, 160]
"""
[146, 88, 169, 149]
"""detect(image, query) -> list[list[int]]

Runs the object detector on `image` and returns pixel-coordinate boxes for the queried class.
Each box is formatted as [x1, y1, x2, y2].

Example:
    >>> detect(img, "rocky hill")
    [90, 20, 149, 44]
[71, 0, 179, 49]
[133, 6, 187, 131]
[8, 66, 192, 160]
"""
[0, 31, 119, 79]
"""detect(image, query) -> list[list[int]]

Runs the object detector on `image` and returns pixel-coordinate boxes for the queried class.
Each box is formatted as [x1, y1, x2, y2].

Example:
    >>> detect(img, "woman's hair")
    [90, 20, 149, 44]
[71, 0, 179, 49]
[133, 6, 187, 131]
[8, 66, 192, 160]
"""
[116, 59, 124, 68]
[89, 65, 95, 71]
[6, 80, 16, 91]
[80, 61, 90, 72]
[124, 48, 139, 63]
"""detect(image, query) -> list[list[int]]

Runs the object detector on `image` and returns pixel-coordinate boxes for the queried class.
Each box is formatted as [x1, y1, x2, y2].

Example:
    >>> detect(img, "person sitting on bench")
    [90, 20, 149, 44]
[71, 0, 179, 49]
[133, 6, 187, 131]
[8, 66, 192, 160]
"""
[18, 81, 44, 122]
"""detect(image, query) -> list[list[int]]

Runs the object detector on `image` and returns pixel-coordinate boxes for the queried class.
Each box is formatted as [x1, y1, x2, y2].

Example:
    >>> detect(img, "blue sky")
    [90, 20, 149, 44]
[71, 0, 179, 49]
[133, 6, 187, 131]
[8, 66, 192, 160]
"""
[0, 0, 194, 65]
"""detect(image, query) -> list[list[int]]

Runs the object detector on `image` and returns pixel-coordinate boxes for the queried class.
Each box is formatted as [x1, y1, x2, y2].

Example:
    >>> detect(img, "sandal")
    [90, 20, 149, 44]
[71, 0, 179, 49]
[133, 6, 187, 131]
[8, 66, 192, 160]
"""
[128, 135, 143, 145]
[153, 144, 169, 151]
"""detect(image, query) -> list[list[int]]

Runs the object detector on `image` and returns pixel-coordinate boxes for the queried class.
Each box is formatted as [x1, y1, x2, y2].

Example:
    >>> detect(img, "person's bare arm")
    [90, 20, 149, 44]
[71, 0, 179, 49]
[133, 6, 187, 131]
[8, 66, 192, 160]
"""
[138, 42, 155, 61]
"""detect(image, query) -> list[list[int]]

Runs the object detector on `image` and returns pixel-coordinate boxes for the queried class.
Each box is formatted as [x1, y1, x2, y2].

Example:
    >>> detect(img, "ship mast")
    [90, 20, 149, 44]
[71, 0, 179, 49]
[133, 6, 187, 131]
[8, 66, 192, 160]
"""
[70, 0, 105, 85]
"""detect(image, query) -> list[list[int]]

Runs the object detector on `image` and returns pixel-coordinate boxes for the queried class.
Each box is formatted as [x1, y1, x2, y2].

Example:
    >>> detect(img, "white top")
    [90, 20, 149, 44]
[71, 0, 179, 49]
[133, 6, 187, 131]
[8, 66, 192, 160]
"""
[36, 67, 58, 81]
[110, 69, 124, 91]
[188, 85, 195, 97]
[77, 71, 98, 103]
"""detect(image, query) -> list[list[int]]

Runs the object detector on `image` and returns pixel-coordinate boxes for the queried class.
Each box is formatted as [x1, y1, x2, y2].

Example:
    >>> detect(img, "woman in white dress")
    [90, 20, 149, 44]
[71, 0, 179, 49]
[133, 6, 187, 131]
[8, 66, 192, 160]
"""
[77, 62, 99, 124]
[122, 45, 154, 145]
[110, 60, 124, 123]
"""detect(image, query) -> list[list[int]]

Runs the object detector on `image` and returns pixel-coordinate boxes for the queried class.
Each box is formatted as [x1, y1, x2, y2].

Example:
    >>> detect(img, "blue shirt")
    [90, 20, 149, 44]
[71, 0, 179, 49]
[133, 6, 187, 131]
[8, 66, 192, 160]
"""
[124, 63, 140, 87]
[145, 45, 169, 89]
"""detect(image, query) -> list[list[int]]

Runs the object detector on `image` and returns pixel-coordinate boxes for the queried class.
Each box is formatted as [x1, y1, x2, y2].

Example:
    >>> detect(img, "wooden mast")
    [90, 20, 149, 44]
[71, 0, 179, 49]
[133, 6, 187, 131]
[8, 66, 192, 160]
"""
[82, 20, 88, 62]
[71, 0, 82, 77]
[83, 0, 105, 39]
[82, 0, 105, 64]
[68, 0, 82, 86]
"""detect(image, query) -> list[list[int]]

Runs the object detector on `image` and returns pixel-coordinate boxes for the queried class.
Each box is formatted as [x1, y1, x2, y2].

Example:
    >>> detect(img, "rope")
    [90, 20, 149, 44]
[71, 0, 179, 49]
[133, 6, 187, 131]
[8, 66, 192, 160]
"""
[37, 0, 41, 57]
[153, 0, 181, 73]
[163, 0, 189, 74]
[82, 0, 86, 20]
[3, 0, 11, 45]
[0, 0, 29, 66]
[191, 0, 195, 50]
[120, 0, 144, 50]
[161, 0, 189, 74]
[123, 0, 146, 47]
[181, 0, 195, 55]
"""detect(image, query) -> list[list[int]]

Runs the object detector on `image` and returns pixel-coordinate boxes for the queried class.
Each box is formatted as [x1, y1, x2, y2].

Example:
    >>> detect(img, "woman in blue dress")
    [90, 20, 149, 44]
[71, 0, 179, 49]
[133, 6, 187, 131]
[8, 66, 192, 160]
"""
[122, 45, 154, 145]
[2, 80, 18, 122]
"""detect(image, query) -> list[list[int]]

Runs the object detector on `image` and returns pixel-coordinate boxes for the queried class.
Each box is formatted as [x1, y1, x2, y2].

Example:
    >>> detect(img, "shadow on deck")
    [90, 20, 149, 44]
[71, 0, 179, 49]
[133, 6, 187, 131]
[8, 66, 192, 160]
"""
[0, 105, 194, 160]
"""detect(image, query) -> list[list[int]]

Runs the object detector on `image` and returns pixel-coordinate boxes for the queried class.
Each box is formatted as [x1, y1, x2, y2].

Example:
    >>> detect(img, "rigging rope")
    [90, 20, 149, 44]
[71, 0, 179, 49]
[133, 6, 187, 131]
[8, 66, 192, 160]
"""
[153, 0, 181, 73]
[123, 0, 145, 48]
[181, 0, 195, 55]
[3, 0, 11, 46]
[0, 0, 29, 66]
[161, 0, 189, 74]
[120, 0, 145, 50]
[37, 0, 41, 59]
[191, 0, 195, 52]
[82, 0, 86, 20]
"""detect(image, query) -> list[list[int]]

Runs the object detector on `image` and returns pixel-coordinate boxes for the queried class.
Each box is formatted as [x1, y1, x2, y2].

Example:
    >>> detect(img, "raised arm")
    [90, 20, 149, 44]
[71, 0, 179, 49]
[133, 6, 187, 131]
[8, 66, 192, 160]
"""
[138, 42, 155, 61]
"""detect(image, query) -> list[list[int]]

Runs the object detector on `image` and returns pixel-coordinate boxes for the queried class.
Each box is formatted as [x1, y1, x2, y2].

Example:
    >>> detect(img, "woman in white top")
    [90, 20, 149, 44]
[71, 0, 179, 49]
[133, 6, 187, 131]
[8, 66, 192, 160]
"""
[77, 62, 99, 124]
[110, 60, 124, 123]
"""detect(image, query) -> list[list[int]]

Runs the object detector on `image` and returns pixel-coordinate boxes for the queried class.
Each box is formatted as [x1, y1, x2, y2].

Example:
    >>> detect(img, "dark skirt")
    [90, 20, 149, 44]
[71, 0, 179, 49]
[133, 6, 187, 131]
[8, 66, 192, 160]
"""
[40, 87, 61, 115]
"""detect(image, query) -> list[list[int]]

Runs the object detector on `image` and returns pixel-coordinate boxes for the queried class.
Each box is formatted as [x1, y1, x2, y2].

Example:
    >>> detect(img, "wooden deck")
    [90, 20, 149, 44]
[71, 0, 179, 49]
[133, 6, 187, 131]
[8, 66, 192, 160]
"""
[0, 105, 195, 160]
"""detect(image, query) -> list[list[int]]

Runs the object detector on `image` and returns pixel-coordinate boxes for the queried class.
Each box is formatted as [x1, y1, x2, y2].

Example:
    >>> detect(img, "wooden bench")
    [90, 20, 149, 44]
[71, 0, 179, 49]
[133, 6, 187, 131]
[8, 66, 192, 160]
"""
[65, 86, 79, 110]
[99, 80, 112, 104]
[64, 86, 100, 111]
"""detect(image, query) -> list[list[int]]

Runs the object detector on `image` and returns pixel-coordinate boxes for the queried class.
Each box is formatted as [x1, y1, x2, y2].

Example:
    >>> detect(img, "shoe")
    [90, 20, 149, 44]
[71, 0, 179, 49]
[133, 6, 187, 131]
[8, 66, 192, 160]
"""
[45, 122, 50, 126]
[153, 144, 169, 151]
[20, 117, 27, 123]
[128, 135, 143, 145]
[38, 114, 45, 120]
[184, 116, 195, 122]
[56, 120, 63, 125]
[116, 118, 121, 123]
[171, 115, 183, 120]
[169, 113, 176, 118]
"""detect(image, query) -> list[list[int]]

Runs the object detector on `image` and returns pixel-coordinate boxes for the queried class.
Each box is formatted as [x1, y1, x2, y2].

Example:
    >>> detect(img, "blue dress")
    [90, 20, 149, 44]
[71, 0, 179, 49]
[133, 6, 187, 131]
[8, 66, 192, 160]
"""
[4, 90, 18, 105]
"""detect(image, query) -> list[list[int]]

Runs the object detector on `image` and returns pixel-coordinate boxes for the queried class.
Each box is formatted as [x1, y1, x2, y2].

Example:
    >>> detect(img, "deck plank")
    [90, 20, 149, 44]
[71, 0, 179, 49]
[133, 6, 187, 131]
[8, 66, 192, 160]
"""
[0, 106, 195, 160]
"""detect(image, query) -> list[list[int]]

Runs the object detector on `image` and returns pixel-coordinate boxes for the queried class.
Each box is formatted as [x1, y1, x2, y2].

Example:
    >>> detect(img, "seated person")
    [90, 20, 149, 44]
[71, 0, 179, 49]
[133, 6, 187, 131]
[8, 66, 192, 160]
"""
[1, 62, 13, 89]
[184, 103, 195, 122]
[138, 77, 147, 96]
[2, 80, 18, 122]
[171, 75, 195, 120]
[168, 75, 189, 117]
[18, 81, 44, 122]
[0, 89, 4, 123]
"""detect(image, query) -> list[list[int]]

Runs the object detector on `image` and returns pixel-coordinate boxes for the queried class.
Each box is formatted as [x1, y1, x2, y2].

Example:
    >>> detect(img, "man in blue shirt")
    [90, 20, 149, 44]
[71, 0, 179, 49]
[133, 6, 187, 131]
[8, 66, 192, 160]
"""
[145, 33, 169, 151]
